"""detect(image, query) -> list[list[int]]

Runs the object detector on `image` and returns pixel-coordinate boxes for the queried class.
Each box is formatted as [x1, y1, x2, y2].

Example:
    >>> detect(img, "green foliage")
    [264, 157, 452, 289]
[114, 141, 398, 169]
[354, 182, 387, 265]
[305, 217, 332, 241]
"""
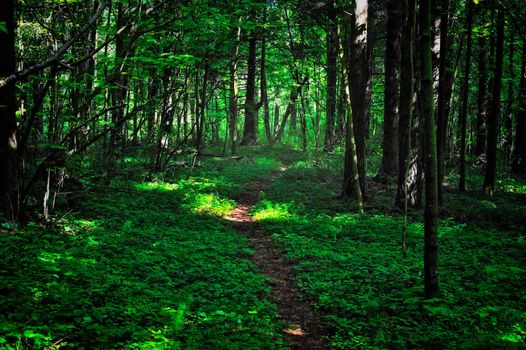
[2, 147, 525, 349]
[0, 153, 284, 349]
[255, 153, 526, 349]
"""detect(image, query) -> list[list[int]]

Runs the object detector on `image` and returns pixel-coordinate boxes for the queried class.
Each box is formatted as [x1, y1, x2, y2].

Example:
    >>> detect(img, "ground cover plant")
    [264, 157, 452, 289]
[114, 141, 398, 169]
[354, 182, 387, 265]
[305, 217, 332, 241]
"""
[0, 153, 286, 349]
[253, 152, 526, 349]
[1, 0, 526, 348]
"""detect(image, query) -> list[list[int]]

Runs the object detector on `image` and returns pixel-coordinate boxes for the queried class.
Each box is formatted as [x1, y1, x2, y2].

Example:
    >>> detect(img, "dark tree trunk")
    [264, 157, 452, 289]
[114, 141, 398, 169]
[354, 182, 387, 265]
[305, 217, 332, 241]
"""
[0, 0, 17, 218]
[396, 0, 416, 208]
[274, 79, 303, 143]
[511, 40, 526, 174]
[348, 0, 369, 199]
[229, 23, 241, 154]
[458, 0, 474, 192]
[261, 36, 271, 145]
[483, 10, 505, 195]
[420, 0, 439, 299]
[504, 33, 515, 153]
[325, 0, 338, 151]
[474, 33, 487, 157]
[242, 35, 258, 145]
[196, 62, 208, 154]
[436, 0, 451, 204]
[107, 2, 130, 182]
[342, 14, 364, 213]
[379, 0, 401, 178]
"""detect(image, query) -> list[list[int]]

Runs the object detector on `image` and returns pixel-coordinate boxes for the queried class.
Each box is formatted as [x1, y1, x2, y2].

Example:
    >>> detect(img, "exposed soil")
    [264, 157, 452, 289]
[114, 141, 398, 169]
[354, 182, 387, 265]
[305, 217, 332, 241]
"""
[225, 172, 328, 350]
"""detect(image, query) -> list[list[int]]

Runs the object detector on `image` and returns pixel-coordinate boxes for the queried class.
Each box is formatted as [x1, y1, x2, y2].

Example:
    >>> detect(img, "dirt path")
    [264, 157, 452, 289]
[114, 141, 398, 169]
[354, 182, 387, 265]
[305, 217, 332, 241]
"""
[225, 172, 328, 350]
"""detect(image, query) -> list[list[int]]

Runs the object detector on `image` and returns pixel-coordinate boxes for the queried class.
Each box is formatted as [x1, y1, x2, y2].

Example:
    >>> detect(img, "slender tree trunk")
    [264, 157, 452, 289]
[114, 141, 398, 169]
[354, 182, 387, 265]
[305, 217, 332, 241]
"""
[196, 62, 208, 154]
[0, 0, 17, 218]
[397, 0, 416, 208]
[107, 2, 130, 182]
[420, 0, 439, 299]
[242, 35, 258, 145]
[378, 0, 401, 178]
[261, 36, 271, 145]
[342, 14, 364, 213]
[458, 0, 473, 192]
[436, 0, 451, 204]
[325, 0, 338, 151]
[229, 22, 241, 154]
[504, 33, 515, 153]
[348, 0, 369, 199]
[483, 10, 505, 195]
[474, 33, 487, 157]
[511, 39, 526, 174]
[274, 80, 303, 142]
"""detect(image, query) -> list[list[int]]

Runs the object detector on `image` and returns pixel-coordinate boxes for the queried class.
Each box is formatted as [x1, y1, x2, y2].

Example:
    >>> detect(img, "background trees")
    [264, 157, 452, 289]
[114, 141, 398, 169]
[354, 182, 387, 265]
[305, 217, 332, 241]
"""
[0, 0, 525, 297]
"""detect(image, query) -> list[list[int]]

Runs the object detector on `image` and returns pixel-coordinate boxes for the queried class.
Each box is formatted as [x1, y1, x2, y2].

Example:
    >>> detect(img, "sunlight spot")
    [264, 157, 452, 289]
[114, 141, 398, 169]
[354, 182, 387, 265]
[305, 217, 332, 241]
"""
[134, 181, 179, 192]
[284, 325, 306, 336]
[225, 205, 251, 223]
[189, 193, 236, 216]
[252, 200, 290, 221]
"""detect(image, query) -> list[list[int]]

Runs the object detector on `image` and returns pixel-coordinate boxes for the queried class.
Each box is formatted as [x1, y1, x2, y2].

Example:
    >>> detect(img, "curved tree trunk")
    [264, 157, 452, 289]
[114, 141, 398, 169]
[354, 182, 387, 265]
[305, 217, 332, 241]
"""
[0, 0, 18, 218]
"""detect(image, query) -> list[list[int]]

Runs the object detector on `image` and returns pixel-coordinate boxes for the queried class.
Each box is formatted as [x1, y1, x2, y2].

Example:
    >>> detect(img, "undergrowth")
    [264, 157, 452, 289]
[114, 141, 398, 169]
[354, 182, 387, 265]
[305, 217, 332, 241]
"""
[253, 151, 526, 349]
[0, 152, 285, 349]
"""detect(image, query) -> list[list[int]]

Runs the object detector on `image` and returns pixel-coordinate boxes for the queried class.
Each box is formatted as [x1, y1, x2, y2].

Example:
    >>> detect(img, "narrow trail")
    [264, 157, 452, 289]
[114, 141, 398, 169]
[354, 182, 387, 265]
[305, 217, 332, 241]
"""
[225, 170, 328, 350]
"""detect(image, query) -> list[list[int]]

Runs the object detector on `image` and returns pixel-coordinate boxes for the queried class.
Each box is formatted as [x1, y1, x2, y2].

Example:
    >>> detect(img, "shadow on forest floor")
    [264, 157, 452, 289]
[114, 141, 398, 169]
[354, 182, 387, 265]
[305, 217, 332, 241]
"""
[0, 146, 525, 349]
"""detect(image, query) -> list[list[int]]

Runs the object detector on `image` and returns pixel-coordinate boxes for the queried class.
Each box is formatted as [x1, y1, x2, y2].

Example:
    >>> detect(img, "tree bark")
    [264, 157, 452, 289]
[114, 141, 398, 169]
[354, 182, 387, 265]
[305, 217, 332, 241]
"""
[229, 21, 241, 154]
[261, 36, 271, 145]
[397, 0, 416, 208]
[378, 0, 401, 178]
[483, 10, 505, 195]
[342, 14, 364, 213]
[474, 33, 487, 157]
[348, 0, 369, 199]
[436, 0, 452, 203]
[324, 0, 338, 152]
[242, 35, 258, 145]
[0, 0, 17, 218]
[511, 39, 526, 174]
[458, 0, 473, 192]
[420, 0, 439, 298]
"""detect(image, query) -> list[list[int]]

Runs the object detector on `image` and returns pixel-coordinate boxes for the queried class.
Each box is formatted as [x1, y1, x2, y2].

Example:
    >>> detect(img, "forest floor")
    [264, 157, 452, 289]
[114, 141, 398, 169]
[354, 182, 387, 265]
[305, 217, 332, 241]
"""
[226, 169, 327, 350]
[1, 145, 525, 349]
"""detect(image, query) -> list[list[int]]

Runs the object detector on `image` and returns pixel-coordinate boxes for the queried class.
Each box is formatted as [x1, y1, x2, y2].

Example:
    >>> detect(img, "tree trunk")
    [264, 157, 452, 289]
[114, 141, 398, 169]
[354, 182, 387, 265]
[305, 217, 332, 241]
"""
[196, 62, 208, 154]
[229, 22, 241, 154]
[107, 2, 130, 182]
[504, 33, 515, 153]
[511, 39, 526, 174]
[396, 0, 416, 208]
[378, 0, 401, 178]
[483, 10, 504, 195]
[348, 0, 369, 199]
[458, 0, 473, 192]
[342, 14, 364, 213]
[474, 33, 487, 157]
[325, 0, 338, 152]
[436, 0, 451, 204]
[261, 36, 271, 145]
[242, 35, 258, 145]
[0, 0, 17, 218]
[420, 0, 439, 299]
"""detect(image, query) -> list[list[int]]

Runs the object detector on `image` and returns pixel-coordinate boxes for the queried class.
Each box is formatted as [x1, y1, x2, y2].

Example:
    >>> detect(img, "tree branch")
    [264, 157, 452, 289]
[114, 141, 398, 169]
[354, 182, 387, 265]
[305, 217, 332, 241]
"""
[0, 0, 108, 89]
